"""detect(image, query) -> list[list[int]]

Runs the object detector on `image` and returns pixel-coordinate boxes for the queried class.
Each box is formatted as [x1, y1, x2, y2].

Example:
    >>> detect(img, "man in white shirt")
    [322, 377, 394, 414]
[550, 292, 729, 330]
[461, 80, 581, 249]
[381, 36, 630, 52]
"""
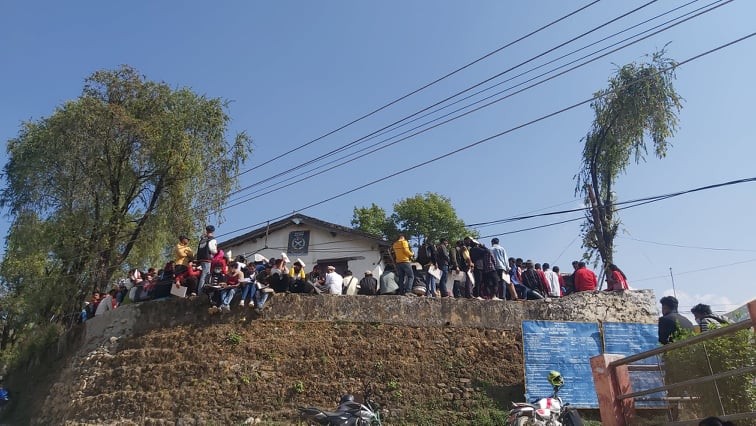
[324, 265, 343, 295]
[542, 263, 561, 297]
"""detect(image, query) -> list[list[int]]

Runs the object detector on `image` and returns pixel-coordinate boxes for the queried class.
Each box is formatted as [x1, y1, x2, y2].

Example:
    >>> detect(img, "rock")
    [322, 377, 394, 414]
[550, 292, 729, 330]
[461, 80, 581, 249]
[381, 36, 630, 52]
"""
[459, 378, 471, 384]
[243, 417, 261, 424]
[109, 336, 119, 344]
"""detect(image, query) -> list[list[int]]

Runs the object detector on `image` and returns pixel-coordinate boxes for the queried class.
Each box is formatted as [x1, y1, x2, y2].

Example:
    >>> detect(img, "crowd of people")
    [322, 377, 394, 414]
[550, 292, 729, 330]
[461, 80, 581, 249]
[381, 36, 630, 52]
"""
[388, 234, 629, 301]
[81, 226, 637, 320]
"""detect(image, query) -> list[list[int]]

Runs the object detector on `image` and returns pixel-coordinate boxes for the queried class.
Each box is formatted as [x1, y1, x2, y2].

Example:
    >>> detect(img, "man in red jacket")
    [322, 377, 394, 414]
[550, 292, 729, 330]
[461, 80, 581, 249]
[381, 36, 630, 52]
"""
[573, 261, 597, 292]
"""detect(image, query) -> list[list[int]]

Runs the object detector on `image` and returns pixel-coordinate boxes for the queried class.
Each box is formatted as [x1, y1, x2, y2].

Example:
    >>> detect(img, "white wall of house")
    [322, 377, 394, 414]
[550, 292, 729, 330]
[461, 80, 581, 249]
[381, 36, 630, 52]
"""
[220, 225, 384, 276]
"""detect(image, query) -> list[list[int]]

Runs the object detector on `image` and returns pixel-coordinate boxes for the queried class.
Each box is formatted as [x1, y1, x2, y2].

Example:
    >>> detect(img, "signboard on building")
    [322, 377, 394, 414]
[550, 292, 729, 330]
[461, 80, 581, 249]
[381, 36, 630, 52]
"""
[287, 230, 310, 255]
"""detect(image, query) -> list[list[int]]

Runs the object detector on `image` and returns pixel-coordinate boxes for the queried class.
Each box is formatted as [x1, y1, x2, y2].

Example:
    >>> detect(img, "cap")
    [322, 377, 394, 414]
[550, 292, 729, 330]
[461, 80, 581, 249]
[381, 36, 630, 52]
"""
[365, 270, 373, 275]
[327, 265, 336, 270]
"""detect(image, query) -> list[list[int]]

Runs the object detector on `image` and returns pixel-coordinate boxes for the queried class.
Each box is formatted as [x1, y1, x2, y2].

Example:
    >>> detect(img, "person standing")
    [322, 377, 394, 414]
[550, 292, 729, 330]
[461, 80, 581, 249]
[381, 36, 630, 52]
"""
[690, 303, 729, 331]
[573, 261, 597, 292]
[174, 235, 193, 266]
[490, 238, 517, 300]
[435, 239, 451, 297]
[542, 263, 561, 297]
[658, 296, 694, 344]
[196, 225, 217, 295]
[392, 234, 414, 295]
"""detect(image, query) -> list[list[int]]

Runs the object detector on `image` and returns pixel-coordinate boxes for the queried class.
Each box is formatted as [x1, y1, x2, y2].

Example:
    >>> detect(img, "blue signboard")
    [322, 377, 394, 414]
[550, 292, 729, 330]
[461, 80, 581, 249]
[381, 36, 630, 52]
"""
[522, 320, 602, 408]
[603, 322, 666, 408]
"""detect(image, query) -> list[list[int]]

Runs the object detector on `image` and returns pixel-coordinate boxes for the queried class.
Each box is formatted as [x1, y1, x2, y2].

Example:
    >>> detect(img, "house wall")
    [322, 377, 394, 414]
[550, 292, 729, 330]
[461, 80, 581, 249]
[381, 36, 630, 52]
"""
[220, 224, 385, 276]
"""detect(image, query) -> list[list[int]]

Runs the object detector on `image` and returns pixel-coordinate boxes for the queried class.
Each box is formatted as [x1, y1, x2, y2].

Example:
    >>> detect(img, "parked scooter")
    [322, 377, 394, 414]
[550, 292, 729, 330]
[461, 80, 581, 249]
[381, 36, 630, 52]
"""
[508, 371, 583, 426]
[298, 384, 381, 425]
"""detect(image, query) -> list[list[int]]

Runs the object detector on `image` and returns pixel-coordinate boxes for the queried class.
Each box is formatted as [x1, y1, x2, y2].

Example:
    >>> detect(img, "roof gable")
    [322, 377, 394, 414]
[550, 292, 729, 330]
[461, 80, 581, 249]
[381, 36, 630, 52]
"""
[219, 213, 389, 248]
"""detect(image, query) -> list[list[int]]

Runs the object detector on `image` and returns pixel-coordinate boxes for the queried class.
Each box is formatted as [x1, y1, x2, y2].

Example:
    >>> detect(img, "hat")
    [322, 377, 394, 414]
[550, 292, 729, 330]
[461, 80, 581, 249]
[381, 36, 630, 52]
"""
[327, 265, 336, 271]
[294, 258, 305, 268]
[253, 253, 268, 263]
[365, 270, 373, 275]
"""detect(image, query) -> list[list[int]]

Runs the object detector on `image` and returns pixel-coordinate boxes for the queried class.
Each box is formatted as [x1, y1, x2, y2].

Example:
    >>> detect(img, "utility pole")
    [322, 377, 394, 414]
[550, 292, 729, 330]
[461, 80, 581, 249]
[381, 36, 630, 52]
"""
[669, 267, 677, 298]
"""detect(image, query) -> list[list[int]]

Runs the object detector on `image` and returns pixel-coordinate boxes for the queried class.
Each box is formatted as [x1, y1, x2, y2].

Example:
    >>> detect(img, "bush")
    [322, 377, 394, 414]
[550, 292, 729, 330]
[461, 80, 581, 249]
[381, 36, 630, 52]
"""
[663, 326, 756, 417]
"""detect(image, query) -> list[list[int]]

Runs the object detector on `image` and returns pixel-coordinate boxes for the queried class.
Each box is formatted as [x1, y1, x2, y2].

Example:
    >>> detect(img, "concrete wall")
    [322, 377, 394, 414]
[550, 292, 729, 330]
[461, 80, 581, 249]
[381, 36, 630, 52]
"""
[80, 290, 658, 350]
[222, 224, 385, 276]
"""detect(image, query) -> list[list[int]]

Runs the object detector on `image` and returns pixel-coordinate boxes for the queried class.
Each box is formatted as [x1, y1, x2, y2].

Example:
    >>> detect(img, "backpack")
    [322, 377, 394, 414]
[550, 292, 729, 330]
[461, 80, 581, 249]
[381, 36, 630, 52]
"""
[416, 243, 430, 265]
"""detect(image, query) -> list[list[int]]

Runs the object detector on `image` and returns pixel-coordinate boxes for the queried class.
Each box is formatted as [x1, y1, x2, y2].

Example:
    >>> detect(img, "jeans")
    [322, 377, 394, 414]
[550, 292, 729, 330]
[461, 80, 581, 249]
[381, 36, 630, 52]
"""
[255, 291, 270, 309]
[395, 262, 414, 294]
[198, 261, 211, 294]
[240, 283, 256, 302]
[438, 265, 449, 297]
[220, 288, 236, 306]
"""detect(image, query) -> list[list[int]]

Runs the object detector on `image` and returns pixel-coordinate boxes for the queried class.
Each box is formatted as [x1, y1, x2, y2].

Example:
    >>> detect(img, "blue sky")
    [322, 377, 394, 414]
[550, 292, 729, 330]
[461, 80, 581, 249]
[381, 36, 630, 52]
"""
[1, 1, 754, 317]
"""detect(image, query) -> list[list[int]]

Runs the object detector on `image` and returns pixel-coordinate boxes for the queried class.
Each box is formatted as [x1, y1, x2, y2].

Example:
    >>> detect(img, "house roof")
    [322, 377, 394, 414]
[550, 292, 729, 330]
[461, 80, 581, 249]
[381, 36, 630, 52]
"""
[219, 213, 390, 248]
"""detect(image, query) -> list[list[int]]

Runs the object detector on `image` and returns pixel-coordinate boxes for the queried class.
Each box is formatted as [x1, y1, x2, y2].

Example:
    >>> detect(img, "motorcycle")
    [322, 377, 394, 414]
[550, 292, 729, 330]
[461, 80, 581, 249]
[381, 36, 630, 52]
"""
[298, 384, 381, 426]
[508, 371, 583, 426]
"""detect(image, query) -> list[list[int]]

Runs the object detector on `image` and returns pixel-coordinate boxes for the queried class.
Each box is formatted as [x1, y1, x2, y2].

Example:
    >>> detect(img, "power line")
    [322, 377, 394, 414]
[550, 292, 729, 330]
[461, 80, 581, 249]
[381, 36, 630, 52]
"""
[221, 1, 732, 212]
[632, 258, 756, 282]
[215, 30, 756, 240]
[618, 236, 756, 253]
[219, 0, 665, 205]
[216, 1, 602, 182]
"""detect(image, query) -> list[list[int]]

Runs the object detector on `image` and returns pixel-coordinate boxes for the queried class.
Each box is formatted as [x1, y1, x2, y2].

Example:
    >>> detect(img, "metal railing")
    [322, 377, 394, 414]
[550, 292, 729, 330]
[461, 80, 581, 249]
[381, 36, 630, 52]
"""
[591, 301, 756, 426]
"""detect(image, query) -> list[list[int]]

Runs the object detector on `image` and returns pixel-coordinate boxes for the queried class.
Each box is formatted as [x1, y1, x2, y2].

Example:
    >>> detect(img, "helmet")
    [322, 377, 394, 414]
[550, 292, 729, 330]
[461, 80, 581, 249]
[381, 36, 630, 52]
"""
[548, 370, 564, 387]
[339, 394, 354, 405]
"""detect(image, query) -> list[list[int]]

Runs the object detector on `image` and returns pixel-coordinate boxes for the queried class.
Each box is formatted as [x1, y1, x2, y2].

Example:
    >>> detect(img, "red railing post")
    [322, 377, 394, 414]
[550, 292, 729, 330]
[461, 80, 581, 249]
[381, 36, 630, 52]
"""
[591, 354, 634, 426]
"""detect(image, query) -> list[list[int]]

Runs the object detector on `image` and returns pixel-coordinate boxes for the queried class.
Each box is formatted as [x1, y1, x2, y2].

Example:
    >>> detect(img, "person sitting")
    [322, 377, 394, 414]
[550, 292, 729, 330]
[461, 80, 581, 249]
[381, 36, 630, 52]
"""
[379, 265, 399, 295]
[95, 289, 118, 316]
[358, 270, 378, 296]
[174, 260, 201, 297]
[212, 261, 243, 313]
[288, 259, 308, 293]
[269, 259, 291, 293]
[342, 270, 359, 296]
[252, 264, 275, 312]
[605, 264, 629, 291]
[690, 303, 729, 331]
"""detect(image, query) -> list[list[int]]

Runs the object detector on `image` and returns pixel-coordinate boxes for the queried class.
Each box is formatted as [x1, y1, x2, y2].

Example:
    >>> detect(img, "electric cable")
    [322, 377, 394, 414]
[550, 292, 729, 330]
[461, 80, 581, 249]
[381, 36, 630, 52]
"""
[221, 0, 732, 211]
[223, 0, 709, 205]
[217, 30, 755, 238]
[219, 0, 603, 181]
[219, 0, 664, 204]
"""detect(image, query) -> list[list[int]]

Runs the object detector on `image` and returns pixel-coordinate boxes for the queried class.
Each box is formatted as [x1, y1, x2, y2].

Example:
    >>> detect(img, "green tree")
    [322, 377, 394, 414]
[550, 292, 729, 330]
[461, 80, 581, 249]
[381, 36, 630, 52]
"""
[576, 51, 682, 269]
[0, 65, 251, 341]
[351, 203, 397, 239]
[352, 192, 474, 244]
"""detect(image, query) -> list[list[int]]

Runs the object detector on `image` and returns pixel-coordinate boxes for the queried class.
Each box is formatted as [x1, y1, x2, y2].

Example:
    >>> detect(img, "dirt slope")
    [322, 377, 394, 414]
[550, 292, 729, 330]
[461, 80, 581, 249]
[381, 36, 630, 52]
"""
[36, 318, 523, 425]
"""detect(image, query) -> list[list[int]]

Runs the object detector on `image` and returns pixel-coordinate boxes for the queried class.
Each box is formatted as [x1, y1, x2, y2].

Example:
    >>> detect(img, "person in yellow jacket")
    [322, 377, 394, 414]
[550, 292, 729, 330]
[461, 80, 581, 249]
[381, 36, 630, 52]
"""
[392, 234, 415, 295]
[174, 235, 193, 266]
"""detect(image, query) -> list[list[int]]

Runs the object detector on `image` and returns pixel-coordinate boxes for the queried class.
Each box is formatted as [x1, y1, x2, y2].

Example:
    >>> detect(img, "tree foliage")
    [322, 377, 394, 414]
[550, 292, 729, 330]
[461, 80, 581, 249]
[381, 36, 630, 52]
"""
[664, 326, 756, 417]
[0, 65, 251, 348]
[576, 51, 682, 269]
[352, 193, 474, 244]
[351, 203, 397, 240]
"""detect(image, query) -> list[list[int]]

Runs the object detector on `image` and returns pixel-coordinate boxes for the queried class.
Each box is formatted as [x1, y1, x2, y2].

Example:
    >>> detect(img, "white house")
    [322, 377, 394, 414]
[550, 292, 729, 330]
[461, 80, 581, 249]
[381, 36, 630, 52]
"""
[218, 213, 390, 277]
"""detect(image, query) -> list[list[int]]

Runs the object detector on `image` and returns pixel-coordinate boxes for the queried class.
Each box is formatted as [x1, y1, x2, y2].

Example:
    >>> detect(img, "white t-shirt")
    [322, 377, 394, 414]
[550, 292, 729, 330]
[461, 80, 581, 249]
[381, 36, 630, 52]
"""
[325, 272, 343, 295]
[544, 270, 561, 297]
[343, 276, 359, 296]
